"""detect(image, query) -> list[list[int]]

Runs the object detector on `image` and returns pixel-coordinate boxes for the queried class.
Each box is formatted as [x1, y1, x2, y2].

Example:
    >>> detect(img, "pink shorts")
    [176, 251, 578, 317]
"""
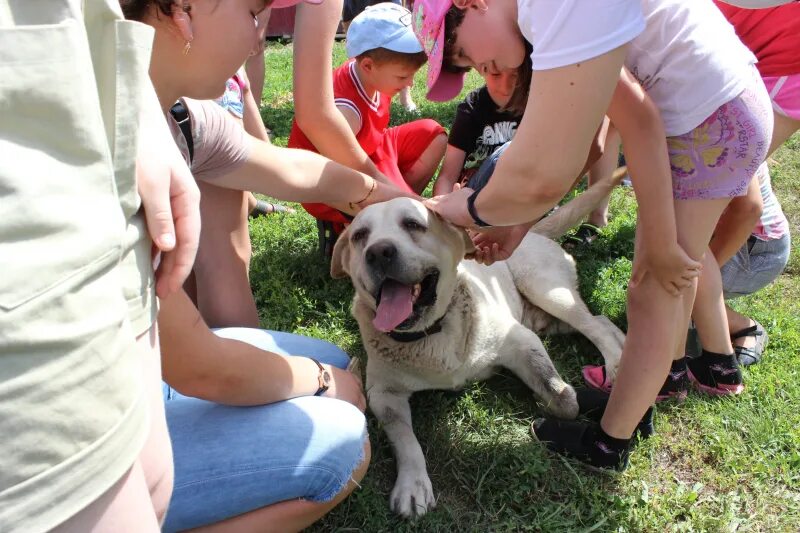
[667, 70, 773, 200]
[372, 119, 447, 190]
[763, 73, 800, 121]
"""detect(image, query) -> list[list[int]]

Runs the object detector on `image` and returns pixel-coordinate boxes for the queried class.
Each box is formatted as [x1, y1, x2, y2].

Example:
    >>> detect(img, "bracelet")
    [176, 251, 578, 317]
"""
[466, 189, 492, 227]
[349, 177, 376, 210]
[310, 358, 331, 396]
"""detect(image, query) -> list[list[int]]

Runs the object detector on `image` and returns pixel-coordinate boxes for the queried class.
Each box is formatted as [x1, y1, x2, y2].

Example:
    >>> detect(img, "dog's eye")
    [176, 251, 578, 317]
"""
[351, 228, 369, 243]
[402, 218, 426, 232]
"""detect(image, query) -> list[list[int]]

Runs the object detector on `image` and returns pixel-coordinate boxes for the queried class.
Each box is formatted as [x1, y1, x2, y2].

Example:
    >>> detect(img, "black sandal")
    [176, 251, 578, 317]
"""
[731, 320, 768, 367]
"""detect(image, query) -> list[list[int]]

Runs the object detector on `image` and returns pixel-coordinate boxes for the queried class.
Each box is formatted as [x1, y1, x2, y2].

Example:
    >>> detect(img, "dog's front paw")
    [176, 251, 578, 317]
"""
[390, 470, 436, 518]
[604, 357, 620, 383]
[547, 381, 579, 419]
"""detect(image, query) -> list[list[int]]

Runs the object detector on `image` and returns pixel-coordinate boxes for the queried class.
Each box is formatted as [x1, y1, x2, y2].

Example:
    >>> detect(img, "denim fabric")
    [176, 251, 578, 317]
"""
[161, 328, 366, 532]
[466, 141, 512, 194]
[721, 233, 791, 299]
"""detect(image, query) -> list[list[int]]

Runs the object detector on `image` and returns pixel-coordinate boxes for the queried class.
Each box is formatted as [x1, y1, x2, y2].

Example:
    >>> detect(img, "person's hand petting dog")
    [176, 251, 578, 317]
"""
[427, 183, 531, 265]
[468, 223, 533, 265]
[425, 184, 476, 229]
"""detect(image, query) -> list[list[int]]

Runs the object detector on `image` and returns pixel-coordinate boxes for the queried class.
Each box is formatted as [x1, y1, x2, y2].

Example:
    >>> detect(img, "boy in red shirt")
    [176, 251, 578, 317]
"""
[289, 2, 447, 254]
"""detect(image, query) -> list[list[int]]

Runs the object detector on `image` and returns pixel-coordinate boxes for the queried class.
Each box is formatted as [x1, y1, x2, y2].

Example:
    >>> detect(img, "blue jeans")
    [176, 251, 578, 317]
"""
[466, 141, 511, 194]
[161, 328, 367, 532]
[721, 233, 791, 299]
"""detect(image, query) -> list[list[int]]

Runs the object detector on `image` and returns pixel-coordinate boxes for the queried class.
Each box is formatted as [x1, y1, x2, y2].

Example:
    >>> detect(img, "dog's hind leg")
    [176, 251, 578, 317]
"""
[519, 280, 625, 381]
[498, 323, 578, 419]
[368, 388, 437, 518]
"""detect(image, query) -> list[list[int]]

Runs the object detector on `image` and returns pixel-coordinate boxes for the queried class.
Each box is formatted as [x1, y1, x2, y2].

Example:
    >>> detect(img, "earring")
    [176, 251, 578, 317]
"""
[182, 39, 192, 56]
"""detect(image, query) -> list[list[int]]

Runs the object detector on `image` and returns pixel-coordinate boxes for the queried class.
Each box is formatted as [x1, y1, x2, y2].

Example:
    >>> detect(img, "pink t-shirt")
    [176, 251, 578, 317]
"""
[167, 97, 251, 181]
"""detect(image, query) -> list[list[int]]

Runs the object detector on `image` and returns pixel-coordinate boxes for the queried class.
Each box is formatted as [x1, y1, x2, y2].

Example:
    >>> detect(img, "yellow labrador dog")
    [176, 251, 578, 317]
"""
[331, 177, 625, 518]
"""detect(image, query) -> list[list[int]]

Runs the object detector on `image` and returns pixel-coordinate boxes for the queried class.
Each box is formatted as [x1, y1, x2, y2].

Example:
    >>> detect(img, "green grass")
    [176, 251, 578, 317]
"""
[252, 41, 800, 532]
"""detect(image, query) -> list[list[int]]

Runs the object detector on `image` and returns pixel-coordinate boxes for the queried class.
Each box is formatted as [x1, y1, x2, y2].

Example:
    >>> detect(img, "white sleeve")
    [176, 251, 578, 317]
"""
[334, 98, 363, 134]
[715, 0, 796, 6]
[517, 0, 645, 71]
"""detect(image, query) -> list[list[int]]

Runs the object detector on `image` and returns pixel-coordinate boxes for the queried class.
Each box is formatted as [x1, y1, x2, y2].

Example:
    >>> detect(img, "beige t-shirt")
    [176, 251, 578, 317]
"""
[168, 97, 252, 181]
[0, 0, 157, 530]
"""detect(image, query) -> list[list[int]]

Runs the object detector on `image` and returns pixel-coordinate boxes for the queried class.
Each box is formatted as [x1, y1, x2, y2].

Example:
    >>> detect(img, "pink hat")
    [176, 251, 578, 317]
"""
[271, 0, 323, 9]
[412, 0, 465, 102]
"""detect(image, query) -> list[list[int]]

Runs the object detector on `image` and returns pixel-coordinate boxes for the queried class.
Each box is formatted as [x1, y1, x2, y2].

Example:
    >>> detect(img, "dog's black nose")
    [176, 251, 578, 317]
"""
[365, 240, 397, 272]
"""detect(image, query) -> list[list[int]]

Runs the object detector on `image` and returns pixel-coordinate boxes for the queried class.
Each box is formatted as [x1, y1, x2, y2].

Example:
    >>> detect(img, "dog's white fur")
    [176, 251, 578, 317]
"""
[331, 176, 625, 518]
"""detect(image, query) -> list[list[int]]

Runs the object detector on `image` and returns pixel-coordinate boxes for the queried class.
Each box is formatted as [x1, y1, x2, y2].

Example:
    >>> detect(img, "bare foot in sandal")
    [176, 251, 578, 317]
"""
[727, 307, 768, 366]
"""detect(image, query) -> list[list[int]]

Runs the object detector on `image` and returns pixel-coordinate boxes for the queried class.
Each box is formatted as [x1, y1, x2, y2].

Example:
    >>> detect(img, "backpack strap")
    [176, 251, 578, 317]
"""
[169, 100, 194, 163]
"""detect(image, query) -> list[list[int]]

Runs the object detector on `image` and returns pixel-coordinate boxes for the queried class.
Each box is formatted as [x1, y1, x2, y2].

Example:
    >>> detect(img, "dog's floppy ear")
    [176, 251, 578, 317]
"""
[330, 226, 351, 279]
[458, 226, 476, 258]
[427, 206, 476, 258]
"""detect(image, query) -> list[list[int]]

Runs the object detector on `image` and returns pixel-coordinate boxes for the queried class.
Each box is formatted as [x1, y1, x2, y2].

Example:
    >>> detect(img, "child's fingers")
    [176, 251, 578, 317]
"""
[629, 264, 645, 288]
[664, 280, 681, 297]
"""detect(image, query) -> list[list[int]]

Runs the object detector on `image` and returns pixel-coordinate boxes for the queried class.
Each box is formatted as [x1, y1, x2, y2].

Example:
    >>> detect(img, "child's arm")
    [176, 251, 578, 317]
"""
[159, 288, 365, 410]
[710, 178, 763, 265]
[607, 69, 701, 295]
[427, 47, 628, 227]
[292, 0, 391, 184]
[212, 132, 418, 213]
[433, 145, 467, 196]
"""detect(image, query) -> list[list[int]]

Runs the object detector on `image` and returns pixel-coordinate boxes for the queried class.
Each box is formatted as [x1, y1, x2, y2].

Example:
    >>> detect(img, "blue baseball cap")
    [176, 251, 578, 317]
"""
[346, 2, 424, 58]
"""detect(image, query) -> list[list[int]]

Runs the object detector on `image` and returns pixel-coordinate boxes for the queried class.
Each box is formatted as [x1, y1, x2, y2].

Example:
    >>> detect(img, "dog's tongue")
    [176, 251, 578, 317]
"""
[373, 280, 414, 332]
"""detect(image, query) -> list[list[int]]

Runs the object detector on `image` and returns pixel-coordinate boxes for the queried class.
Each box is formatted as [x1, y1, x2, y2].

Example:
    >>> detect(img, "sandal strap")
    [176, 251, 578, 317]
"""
[734, 345, 760, 366]
[730, 324, 761, 340]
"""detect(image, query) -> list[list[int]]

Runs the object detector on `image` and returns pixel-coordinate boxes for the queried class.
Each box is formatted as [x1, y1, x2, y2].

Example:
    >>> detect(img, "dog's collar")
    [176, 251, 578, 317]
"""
[387, 314, 446, 343]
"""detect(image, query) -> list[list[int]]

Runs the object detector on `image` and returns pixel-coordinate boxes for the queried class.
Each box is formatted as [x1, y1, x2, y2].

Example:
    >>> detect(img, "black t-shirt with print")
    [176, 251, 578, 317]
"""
[448, 86, 522, 176]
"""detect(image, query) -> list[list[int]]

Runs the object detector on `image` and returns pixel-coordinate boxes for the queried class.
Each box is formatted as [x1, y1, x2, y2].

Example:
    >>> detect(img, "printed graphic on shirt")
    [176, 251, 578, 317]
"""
[464, 120, 518, 170]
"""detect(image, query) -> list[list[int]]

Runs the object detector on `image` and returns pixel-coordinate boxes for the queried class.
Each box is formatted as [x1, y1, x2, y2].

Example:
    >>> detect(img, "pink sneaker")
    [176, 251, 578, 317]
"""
[582, 359, 689, 402]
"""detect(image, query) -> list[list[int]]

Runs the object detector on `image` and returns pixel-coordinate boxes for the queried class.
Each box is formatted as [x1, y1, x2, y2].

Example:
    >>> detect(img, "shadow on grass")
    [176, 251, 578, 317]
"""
[311, 371, 626, 533]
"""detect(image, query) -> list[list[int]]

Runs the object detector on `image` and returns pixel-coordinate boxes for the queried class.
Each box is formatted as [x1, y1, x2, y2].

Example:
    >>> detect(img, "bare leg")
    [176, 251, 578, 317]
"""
[403, 133, 447, 194]
[767, 111, 800, 156]
[601, 197, 732, 438]
[692, 248, 734, 355]
[247, 192, 258, 213]
[188, 441, 370, 533]
[587, 126, 621, 227]
[193, 180, 259, 328]
[708, 176, 763, 267]
[397, 87, 417, 112]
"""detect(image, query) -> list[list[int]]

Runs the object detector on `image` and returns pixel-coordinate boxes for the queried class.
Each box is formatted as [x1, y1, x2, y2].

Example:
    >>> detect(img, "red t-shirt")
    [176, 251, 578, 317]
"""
[715, 1, 800, 77]
[288, 59, 391, 155]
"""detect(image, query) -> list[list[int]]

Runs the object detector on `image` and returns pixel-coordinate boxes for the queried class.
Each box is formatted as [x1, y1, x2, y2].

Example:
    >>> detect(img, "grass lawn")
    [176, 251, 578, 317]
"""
[251, 41, 800, 532]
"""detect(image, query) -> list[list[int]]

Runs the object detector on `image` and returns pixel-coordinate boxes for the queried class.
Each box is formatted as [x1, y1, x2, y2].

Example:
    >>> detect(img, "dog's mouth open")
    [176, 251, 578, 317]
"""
[373, 270, 439, 332]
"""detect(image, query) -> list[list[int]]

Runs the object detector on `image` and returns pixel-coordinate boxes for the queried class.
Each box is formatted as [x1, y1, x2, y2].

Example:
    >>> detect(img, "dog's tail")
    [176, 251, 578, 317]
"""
[531, 166, 627, 240]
